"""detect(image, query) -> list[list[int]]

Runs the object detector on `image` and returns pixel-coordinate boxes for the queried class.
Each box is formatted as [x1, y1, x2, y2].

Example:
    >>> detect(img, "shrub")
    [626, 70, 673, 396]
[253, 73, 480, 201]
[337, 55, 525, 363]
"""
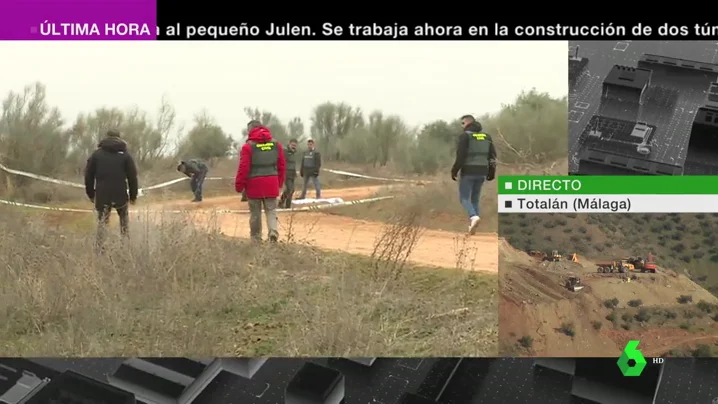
[627, 299, 642, 308]
[677, 295, 693, 304]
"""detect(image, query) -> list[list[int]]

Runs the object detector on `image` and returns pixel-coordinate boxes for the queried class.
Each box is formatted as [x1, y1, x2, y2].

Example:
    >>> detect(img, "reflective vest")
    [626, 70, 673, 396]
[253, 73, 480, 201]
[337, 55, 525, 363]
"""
[464, 131, 490, 168]
[302, 151, 316, 168]
[285, 147, 297, 171]
[248, 141, 278, 178]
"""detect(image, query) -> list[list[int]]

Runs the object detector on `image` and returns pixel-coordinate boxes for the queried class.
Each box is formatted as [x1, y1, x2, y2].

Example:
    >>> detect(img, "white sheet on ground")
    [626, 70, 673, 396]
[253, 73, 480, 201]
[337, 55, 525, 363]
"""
[292, 198, 344, 205]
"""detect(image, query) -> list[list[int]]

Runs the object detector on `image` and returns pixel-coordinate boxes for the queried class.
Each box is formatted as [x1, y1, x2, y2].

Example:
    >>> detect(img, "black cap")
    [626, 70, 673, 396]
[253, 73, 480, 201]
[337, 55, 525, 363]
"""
[247, 120, 261, 129]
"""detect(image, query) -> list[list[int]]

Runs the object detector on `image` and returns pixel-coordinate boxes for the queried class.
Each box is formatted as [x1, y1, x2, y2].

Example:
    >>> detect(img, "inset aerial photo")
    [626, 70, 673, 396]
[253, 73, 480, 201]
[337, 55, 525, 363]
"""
[500, 212, 718, 357]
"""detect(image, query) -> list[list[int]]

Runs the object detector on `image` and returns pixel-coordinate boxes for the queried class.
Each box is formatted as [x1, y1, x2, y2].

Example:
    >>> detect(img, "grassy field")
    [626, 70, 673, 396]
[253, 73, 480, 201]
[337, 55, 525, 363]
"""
[329, 180, 497, 234]
[0, 181, 498, 357]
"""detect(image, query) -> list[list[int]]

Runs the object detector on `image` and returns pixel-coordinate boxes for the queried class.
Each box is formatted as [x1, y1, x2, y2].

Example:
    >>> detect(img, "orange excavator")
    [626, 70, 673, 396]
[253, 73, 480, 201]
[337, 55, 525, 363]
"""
[628, 252, 658, 273]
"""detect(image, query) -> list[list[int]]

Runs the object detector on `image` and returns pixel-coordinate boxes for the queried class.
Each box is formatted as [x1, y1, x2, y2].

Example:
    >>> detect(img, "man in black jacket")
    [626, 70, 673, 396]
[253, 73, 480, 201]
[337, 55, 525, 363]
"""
[299, 139, 322, 199]
[177, 158, 209, 202]
[84, 129, 139, 247]
[450, 115, 497, 235]
[279, 138, 298, 208]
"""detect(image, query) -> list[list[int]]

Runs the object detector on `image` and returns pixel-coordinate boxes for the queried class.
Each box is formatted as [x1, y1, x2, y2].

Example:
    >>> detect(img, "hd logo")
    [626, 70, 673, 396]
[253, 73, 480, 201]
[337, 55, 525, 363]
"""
[617, 340, 647, 376]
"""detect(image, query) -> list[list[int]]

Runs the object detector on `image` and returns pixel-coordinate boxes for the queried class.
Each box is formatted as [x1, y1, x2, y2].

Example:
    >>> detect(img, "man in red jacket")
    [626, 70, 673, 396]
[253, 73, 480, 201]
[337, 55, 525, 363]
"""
[235, 120, 286, 242]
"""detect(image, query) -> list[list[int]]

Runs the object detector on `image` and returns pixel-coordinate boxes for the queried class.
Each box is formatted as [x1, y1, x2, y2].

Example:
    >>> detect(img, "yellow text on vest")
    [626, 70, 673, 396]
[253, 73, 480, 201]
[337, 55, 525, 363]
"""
[254, 142, 275, 151]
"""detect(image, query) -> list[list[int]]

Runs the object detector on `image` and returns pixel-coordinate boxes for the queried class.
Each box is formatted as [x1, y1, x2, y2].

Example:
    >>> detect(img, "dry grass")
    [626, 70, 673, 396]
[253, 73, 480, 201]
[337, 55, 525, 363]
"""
[0, 205, 497, 357]
[327, 180, 495, 234]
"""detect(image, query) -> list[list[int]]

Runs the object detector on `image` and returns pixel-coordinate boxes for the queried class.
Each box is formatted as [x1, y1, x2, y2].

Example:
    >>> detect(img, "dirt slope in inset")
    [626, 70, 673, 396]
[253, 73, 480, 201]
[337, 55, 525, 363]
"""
[499, 239, 718, 356]
[141, 186, 498, 272]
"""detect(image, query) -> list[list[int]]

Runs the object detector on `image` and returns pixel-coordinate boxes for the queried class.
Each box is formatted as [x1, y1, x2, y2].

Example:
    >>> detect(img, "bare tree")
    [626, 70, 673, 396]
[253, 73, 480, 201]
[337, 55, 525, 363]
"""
[310, 102, 364, 160]
[67, 97, 177, 169]
[367, 111, 407, 167]
[287, 117, 305, 142]
[177, 111, 232, 163]
[243, 107, 289, 142]
[482, 89, 568, 164]
[0, 82, 67, 182]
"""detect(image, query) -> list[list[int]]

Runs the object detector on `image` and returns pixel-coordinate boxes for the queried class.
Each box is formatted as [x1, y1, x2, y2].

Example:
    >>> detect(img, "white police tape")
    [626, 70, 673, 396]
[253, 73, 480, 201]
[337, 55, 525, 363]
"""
[0, 161, 422, 194]
[0, 160, 228, 194]
[322, 168, 428, 183]
[0, 161, 85, 189]
[0, 195, 394, 214]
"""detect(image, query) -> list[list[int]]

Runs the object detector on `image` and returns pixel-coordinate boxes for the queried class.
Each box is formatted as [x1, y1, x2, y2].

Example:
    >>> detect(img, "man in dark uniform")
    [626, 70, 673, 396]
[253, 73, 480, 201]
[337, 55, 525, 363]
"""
[84, 129, 139, 248]
[279, 138, 298, 208]
[450, 115, 497, 235]
[177, 158, 209, 202]
[299, 139, 322, 199]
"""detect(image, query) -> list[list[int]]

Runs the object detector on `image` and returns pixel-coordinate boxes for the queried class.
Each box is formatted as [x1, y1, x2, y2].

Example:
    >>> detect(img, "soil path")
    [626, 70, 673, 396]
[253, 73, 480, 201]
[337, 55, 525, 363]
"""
[147, 186, 498, 272]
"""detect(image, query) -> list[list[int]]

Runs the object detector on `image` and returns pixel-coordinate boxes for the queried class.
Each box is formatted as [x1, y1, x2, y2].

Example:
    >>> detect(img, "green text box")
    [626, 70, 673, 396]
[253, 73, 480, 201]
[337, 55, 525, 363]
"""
[498, 176, 718, 194]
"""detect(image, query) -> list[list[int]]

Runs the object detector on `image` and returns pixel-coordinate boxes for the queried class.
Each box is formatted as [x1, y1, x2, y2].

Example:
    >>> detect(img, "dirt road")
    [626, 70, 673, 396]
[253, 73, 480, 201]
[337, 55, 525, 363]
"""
[147, 186, 498, 272]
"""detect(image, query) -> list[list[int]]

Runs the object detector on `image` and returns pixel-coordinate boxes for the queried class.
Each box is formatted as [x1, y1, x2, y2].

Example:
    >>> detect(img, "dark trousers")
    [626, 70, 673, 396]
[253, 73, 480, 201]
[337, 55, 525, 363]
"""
[190, 169, 208, 201]
[96, 203, 129, 249]
[299, 175, 321, 199]
[279, 176, 295, 208]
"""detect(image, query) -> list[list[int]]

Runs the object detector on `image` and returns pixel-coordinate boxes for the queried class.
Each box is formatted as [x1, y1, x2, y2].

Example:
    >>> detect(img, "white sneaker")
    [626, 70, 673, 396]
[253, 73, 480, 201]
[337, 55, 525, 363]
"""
[469, 216, 480, 234]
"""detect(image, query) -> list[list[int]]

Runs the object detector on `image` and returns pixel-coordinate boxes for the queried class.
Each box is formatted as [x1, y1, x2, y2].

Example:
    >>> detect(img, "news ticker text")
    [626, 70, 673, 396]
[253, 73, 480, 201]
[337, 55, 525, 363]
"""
[27, 21, 718, 40]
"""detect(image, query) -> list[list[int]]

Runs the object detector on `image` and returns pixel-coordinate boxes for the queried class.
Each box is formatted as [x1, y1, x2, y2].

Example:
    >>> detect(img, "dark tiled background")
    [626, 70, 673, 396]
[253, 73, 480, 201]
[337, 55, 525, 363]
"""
[1, 357, 717, 403]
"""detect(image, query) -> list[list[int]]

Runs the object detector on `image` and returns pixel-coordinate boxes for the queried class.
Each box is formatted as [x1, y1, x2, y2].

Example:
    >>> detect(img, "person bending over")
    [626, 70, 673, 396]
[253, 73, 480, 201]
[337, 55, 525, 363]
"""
[177, 159, 209, 202]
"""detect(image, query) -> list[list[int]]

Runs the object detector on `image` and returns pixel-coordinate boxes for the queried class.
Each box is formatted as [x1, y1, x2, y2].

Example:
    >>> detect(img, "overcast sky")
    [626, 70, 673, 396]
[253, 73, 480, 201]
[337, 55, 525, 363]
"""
[0, 41, 567, 136]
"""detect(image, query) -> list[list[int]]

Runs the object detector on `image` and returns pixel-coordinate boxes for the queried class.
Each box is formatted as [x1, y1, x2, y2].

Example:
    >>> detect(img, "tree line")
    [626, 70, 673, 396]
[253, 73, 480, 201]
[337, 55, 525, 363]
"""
[0, 82, 567, 181]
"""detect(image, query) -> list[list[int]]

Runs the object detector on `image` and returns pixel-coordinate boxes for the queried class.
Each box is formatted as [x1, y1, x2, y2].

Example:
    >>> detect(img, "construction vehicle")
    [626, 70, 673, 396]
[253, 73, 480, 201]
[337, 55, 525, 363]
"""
[626, 253, 658, 273]
[565, 276, 584, 291]
[596, 259, 634, 273]
[527, 250, 562, 262]
[546, 250, 562, 262]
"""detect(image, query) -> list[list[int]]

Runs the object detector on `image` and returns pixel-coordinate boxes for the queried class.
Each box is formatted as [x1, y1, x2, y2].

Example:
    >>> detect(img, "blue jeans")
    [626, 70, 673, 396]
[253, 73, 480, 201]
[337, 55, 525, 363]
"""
[299, 175, 321, 199]
[458, 174, 485, 218]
